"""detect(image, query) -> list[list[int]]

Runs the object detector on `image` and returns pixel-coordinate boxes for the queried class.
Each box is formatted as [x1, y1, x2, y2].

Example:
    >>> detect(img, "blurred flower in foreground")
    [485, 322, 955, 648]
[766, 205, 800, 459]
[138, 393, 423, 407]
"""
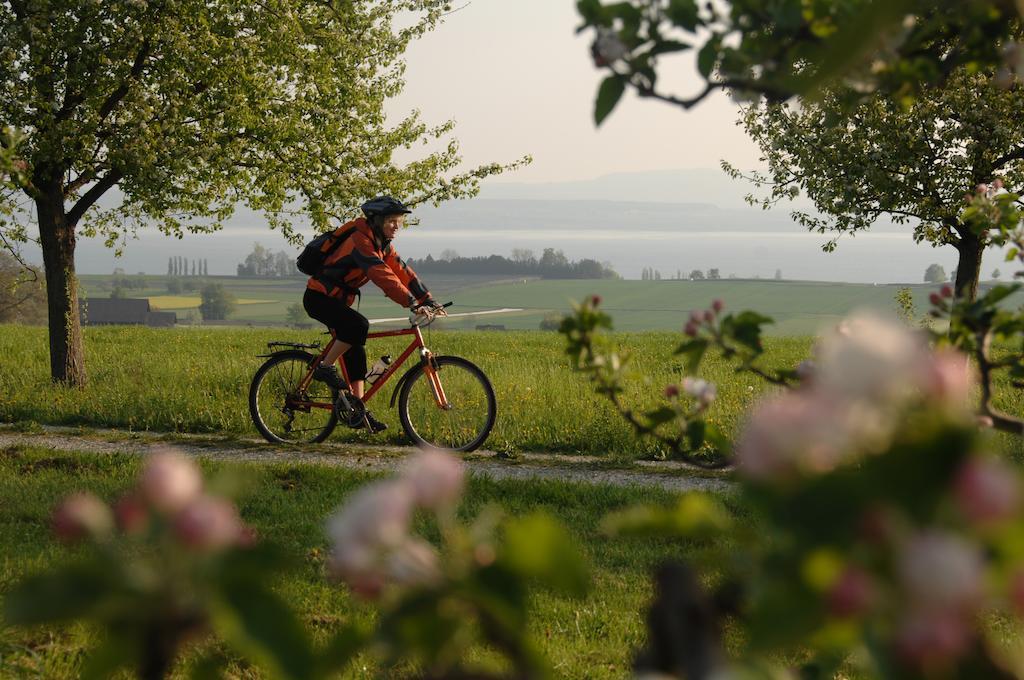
[325, 449, 466, 598]
[737, 312, 972, 481]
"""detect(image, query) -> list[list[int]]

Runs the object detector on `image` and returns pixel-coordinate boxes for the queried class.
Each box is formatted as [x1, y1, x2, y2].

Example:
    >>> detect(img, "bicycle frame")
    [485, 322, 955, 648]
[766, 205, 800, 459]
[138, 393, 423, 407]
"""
[292, 325, 448, 410]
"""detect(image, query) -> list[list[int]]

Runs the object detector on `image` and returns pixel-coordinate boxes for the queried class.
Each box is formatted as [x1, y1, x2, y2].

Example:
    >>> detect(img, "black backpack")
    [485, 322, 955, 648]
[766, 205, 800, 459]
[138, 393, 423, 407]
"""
[296, 226, 357, 276]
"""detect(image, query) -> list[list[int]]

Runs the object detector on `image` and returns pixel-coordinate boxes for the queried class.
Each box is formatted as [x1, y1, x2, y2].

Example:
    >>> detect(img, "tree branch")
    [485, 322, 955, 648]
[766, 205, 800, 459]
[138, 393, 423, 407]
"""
[96, 38, 152, 124]
[975, 328, 1024, 435]
[66, 169, 123, 225]
[992, 146, 1024, 171]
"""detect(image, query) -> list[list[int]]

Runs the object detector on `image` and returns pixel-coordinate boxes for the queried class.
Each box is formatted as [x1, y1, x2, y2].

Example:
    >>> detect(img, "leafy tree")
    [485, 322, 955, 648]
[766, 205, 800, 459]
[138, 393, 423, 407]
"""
[1, 0, 524, 385]
[285, 302, 306, 327]
[925, 263, 948, 283]
[577, 0, 1023, 123]
[707, 268, 720, 280]
[689, 269, 705, 280]
[0, 251, 46, 324]
[726, 67, 1024, 301]
[198, 283, 234, 321]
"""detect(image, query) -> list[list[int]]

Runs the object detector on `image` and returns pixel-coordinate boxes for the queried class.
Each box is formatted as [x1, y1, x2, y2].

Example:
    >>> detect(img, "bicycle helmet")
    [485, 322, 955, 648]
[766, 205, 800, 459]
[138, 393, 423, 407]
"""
[360, 196, 412, 219]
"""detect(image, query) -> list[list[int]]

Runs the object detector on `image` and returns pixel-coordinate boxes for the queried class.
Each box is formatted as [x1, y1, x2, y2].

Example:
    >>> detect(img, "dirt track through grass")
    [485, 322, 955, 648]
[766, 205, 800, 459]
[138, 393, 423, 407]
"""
[0, 426, 734, 494]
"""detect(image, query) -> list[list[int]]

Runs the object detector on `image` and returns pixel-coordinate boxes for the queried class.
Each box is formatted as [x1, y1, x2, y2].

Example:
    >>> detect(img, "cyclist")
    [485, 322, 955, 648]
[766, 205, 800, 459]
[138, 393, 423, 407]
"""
[303, 196, 446, 432]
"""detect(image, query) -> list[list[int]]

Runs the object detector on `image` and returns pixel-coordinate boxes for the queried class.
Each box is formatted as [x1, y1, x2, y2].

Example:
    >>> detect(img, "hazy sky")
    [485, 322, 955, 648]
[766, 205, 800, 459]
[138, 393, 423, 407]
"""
[390, 0, 762, 184]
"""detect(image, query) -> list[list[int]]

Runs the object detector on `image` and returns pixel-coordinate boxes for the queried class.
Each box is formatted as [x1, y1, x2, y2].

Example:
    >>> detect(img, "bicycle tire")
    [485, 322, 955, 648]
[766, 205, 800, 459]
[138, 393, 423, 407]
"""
[249, 350, 339, 444]
[397, 355, 496, 452]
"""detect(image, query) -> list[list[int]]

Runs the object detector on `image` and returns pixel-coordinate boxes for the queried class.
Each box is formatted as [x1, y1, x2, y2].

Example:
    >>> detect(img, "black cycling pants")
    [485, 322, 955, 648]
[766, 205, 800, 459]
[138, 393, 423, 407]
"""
[303, 288, 368, 381]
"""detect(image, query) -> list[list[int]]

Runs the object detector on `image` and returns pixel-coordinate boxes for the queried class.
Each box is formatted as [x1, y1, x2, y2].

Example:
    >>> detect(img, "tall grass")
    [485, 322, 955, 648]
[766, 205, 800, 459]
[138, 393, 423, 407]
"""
[2, 324, 1022, 460]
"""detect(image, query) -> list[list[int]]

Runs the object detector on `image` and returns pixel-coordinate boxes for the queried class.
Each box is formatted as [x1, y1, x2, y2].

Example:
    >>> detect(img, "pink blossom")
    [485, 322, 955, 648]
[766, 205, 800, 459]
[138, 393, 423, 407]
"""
[897, 531, 983, 612]
[664, 384, 680, 399]
[827, 566, 876, 618]
[592, 28, 629, 65]
[712, 299, 724, 313]
[384, 538, 441, 588]
[404, 450, 465, 511]
[590, 295, 602, 307]
[894, 609, 972, 670]
[940, 284, 953, 298]
[51, 492, 114, 543]
[703, 310, 715, 323]
[795, 360, 815, 382]
[173, 495, 245, 551]
[113, 493, 149, 535]
[140, 450, 202, 513]
[919, 349, 971, 411]
[953, 457, 1020, 525]
[689, 310, 703, 325]
[736, 392, 852, 481]
[326, 480, 415, 552]
[816, 313, 927, 405]
[993, 178, 1004, 191]
[929, 292, 942, 306]
[682, 377, 716, 407]
[683, 321, 699, 337]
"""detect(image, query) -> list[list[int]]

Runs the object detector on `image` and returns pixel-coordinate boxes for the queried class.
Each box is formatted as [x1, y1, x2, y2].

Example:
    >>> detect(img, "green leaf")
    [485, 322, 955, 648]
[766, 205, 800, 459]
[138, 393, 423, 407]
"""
[645, 406, 678, 426]
[594, 76, 626, 127]
[685, 419, 706, 449]
[675, 338, 709, 373]
[602, 493, 731, 539]
[648, 40, 692, 57]
[502, 513, 590, 597]
[696, 39, 718, 78]
[3, 564, 110, 625]
[212, 580, 315, 680]
[666, 0, 700, 31]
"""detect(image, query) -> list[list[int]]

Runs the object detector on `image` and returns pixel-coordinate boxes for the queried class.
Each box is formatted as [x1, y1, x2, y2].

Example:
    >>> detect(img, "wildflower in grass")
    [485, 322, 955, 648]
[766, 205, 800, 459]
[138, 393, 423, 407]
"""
[52, 492, 114, 543]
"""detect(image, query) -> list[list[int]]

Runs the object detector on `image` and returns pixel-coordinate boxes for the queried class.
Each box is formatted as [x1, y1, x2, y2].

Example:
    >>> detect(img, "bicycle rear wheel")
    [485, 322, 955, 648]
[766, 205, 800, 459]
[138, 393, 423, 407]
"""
[397, 356, 496, 452]
[249, 350, 338, 444]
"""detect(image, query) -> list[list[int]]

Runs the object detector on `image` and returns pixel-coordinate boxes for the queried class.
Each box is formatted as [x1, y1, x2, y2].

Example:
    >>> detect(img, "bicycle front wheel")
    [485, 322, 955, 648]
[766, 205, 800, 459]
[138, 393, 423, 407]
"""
[397, 356, 496, 452]
[249, 350, 339, 444]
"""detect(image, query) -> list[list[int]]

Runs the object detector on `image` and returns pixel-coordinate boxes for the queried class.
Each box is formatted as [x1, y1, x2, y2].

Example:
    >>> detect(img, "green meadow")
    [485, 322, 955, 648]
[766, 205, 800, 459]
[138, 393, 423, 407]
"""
[2, 324, 1023, 460]
[78, 274, 966, 335]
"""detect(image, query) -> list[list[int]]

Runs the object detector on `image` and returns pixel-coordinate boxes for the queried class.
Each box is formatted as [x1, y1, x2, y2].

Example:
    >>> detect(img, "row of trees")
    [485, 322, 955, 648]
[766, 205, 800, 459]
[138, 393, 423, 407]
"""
[406, 248, 618, 279]
[236, 243, 299, 278]
[925, 263, 1005, 283]
[167, 257, 208, 277]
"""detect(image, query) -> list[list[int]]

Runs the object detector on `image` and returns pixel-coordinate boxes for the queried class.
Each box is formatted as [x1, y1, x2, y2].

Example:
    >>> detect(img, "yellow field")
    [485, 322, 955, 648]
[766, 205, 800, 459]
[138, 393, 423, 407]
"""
[147, 296, 275, 309]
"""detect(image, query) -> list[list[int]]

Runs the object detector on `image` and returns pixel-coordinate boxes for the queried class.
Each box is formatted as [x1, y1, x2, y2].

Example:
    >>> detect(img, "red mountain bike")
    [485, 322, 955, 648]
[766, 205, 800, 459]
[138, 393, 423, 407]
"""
[248, 303, 496, 452]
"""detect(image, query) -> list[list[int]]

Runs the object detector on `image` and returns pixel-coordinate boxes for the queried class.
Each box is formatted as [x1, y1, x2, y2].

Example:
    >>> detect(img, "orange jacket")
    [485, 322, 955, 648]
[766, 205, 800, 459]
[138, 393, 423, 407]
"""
[306, 218, 430, 308]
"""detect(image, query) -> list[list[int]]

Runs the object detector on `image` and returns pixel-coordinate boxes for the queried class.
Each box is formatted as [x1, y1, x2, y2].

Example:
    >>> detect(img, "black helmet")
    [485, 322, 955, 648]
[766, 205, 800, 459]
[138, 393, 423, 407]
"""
[360, 196, 412, 219]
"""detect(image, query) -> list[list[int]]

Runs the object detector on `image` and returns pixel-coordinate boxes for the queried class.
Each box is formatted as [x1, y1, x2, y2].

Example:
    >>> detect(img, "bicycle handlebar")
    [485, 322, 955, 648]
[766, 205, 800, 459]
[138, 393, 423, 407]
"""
[410, 301, 452, 327]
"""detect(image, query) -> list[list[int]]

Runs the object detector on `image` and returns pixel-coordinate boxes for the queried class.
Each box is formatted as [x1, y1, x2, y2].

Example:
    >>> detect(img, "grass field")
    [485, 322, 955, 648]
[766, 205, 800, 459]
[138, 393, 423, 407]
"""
[0, 446, 720, 679]
[78, 274, 984, 334]
[2, 325, 1023, 461]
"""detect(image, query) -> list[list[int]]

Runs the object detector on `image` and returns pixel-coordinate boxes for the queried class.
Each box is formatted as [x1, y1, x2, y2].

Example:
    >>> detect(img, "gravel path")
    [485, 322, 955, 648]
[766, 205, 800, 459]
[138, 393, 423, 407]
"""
[0, 427, 734, 494]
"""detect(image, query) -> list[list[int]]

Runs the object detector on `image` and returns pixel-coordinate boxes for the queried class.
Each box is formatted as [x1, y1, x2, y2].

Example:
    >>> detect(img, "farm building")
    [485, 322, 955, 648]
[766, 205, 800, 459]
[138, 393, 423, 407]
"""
[80, 298, 176, 327]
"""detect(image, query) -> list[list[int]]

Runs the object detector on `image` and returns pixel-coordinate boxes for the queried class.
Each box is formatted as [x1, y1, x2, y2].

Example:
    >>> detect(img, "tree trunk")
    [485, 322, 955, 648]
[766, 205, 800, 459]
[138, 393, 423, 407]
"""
[36, 187, 86, 386]
[953, 232, 984, 302]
